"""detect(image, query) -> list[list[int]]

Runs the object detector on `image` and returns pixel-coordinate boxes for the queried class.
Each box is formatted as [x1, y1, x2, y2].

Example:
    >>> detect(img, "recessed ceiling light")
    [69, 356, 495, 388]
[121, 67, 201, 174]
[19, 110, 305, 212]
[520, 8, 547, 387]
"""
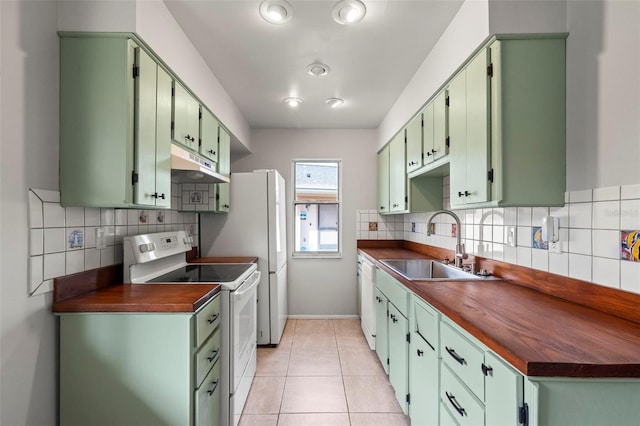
[283, 97, 303, 108]
[306, 63, 331, 77]
[332, 0, 366, 25]
[325, 98, 344, 108]
[259, 0, 293, 24]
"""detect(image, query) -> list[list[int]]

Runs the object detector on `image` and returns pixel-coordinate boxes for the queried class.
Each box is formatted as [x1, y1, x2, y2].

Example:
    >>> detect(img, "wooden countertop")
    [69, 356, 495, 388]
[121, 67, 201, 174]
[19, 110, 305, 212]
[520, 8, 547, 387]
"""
[359, 246, 640, 378]
[53, 283, 220, 313]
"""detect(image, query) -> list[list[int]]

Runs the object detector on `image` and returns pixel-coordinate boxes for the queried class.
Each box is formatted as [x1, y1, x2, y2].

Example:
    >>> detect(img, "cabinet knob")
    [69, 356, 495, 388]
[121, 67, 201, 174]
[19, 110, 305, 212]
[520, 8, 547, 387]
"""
[380, 206, 385, 210]
[426, 152, 432, 157]
[417, 349, 424, 357]
[208, 149, 216, 155]
[458, 191, 464, 197]
[223, 204, 230, 209]
[481, 363, 493, 376]
[185, 134, 195, 142]
[465, 191, 471, 197]
[390, 314, 398, 323]
[431, 149, 437, 154]
[160, 193, 166, 200]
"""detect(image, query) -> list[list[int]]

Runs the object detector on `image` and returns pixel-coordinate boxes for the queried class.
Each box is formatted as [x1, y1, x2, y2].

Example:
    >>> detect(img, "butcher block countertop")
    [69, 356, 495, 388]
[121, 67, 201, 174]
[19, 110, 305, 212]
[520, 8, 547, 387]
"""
[52, 255, 257, 314]
[359, 244, 640, 378]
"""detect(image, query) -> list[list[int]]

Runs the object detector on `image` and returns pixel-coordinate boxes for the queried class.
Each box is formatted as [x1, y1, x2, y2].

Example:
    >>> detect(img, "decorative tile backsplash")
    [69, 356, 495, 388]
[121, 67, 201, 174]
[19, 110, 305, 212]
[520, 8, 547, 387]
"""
[357, 179, 640, 294]
[28, 187, 199, 297]
[180, 183, 219, 211]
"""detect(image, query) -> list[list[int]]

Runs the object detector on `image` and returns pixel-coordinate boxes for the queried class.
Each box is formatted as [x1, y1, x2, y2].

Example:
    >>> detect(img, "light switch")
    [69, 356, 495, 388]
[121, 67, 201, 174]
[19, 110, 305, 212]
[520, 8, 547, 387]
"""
[506, 226, 517, 247]
[96, 227, 107, 250]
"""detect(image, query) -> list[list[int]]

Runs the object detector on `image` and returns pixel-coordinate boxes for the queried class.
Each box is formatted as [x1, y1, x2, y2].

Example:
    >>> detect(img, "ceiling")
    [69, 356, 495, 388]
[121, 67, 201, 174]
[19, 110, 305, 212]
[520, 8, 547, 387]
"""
[164, 0, 464, 130]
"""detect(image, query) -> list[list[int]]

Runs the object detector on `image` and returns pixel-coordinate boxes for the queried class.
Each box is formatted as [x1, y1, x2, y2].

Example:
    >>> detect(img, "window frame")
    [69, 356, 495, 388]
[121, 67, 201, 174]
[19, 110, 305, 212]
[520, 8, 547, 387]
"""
[291, 159, 343, 258]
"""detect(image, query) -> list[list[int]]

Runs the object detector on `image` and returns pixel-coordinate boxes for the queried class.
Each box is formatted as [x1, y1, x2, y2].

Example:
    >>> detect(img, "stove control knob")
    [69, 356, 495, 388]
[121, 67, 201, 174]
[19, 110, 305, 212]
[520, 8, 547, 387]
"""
[139, 243, 156, 253]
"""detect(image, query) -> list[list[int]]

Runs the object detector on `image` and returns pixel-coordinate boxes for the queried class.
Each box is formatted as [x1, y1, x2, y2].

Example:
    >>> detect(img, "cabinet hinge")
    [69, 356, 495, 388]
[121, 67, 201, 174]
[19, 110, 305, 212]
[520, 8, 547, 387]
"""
[386, 358, 390, 366]
[171, 87, 175, 97]
[199, 138, 202, 147]
[406, 393, 410, 404]
[488, 168, 494, 183]
[421, 152, 424, 160]
[406, 333, 411, 343]
[405, 196, 408, 203]
[199, 111, 202, 119]
[132, 65, 140, 78]
[487, 63, 494, 77]
[171, 121, 175, 131]
[216, 193, 220, 201]
[445, 96, 450, 107]
[131, 171, 139, 185]
[446, 136, 450, 148]
[519, 403, 529, 426]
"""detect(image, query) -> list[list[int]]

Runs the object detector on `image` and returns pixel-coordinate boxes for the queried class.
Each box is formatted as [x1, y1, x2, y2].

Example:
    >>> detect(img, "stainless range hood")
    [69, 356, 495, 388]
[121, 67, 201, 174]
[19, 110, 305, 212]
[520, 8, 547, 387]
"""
[170, 143, 230, 184]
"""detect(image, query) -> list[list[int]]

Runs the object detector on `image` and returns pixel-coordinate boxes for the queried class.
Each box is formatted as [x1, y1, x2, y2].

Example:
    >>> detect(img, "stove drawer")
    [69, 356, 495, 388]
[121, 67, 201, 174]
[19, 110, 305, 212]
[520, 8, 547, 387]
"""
[196, 295, 221, 348]
[195, 325, 222, 389]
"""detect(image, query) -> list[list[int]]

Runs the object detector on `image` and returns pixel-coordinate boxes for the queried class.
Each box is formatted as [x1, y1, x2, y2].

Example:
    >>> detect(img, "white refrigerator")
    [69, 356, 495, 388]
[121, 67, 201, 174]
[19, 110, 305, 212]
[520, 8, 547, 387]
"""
[200, 170, 288, 345]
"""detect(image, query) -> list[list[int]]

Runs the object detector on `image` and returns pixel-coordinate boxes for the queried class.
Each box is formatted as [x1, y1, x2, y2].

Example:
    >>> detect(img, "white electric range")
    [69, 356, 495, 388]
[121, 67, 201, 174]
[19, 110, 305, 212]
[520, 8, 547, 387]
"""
[123, 231, 259, 426]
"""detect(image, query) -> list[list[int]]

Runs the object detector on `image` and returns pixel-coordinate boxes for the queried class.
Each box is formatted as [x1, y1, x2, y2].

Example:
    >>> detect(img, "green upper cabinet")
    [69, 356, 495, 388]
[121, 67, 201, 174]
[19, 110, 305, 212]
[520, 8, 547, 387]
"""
[60, 35, 170, 208]
[133, 47, 171, 208]
[432, 90, 449, 163]
[449, 47, 491, 208]
[406, 113, 423, 173]
[218, 127, 231, 177]
[389, 131, 407, 212]
[172, 81, 200, 152]
[216, 183, 230, 213]
[377, 145, 390, 214]
[200, 108, 219, 163]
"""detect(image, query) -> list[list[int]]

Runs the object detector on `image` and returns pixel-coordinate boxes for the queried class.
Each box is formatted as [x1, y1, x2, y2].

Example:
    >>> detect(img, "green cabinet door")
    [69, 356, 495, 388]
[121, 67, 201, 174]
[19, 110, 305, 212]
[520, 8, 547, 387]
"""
[433, 89, 448, 162]
[375, 288, 389, 374]
[217, 183, 230, 212]
[485, 351, 523, 426]
[133, 48, 171, 208]
[173, 82, 199, 151]
[201, 108, 220, 163]
[389, 132, 407, 212]
[448, 69, 467, 208]
[377, 146, 390, 214]
[423, 102, 435, 165]
[409, 334, 439, 426]
[218, 127, 231, 177]
[406, 113, 423, 173]
[388, 303, 409, 414]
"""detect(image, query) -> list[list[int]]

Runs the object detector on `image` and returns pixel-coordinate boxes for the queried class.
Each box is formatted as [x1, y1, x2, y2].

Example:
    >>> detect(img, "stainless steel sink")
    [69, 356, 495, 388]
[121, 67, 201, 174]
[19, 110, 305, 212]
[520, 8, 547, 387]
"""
[380, 259, 493, 281]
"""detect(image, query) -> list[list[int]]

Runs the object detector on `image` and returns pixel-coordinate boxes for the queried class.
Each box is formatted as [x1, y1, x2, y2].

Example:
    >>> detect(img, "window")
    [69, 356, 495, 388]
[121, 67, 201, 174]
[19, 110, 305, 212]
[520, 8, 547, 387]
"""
[293, 160, 341, 255]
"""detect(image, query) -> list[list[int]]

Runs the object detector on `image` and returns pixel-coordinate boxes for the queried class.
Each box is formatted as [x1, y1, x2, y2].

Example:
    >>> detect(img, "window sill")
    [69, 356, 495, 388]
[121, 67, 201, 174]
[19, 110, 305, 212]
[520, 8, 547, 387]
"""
[292, 252, 343, 259]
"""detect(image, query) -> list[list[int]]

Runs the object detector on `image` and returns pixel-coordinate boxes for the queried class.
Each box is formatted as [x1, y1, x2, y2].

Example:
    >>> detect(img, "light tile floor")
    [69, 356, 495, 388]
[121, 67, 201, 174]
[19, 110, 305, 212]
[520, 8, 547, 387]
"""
[239, 319, 411, 426]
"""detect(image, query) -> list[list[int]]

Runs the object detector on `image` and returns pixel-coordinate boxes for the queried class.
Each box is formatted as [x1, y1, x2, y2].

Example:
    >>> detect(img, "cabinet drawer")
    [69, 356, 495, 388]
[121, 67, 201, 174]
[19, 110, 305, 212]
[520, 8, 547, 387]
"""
[195, 325, 222, 389]
[440, 320, 485, 400]
[377, 270, 408, 316]
[412, 295, 439, 351]
[440, 362, 484, 426]
[195, 295, 221, 348]
[195, 359, 221, 426]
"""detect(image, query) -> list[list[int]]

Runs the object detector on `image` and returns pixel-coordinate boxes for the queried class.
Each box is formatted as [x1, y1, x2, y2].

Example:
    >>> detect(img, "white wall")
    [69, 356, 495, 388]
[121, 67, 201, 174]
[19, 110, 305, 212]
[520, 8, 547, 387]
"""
[211, 129, 378, 316]
[1, 1, 59, 424]
[58, 0, 252, 153]
[565, 0, 640, 190]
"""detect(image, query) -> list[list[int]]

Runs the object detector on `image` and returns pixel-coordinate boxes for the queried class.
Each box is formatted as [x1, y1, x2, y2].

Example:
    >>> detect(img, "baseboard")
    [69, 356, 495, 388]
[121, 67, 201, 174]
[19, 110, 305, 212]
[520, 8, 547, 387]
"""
[287, 315, 360, 320]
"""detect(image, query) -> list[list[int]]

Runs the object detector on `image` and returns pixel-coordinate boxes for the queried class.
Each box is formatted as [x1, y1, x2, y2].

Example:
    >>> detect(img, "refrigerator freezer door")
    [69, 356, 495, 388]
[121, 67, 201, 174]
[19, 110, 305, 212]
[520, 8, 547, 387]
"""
[267, 171, 287, 273]
[269, 262, 288, 345]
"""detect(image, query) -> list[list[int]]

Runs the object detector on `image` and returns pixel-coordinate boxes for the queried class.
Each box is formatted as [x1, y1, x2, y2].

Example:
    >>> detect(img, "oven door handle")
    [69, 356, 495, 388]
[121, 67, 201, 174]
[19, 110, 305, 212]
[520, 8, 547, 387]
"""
[233, 271, 261, 297]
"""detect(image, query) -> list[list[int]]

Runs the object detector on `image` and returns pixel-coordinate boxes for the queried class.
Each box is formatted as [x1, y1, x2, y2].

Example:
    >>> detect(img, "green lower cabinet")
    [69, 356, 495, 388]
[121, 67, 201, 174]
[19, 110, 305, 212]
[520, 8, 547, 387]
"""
[59, 295, 221, 426]
[484, 351, 523, 426]
[375, 288, 389, 375]
[388, 303, 409, 414]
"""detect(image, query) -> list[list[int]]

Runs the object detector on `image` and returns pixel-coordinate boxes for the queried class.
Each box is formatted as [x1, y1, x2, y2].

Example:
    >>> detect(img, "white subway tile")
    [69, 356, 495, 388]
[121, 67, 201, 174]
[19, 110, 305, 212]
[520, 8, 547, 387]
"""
[504, 246, 517, 265]
[492, 208, 504, 226]
[85, 208, 101, 226]
[620, 200, 640, 229]
[492, 244, 504, 261]
[30, 229, 44, 256]
[65, 251, 85, 275]
[482, 208, 494, 225]
[85, 227, 97, 248]
[115, 226, 127, 245]
[84, 249, 100, 271]
[28, 191, 43, 228]
[592, 201, 620, 230]
[100, 246, 115, 267]
[43, 203, 65, 228]
[532, 249, 549, 272]
[100, 208, 115, 226]
[517, 226, 532, 248]
[492, 225, 504, 244]
[29, 256, 44, 294]
[568, 203, 592, 229]
[481, 225, 492, 243]
[532, 207, 550, 226]
[592, 257, 620, 288]
[569, 253, 592, 282]
[620, 261, 640, 293]
[115, 209, 127, 226]
[65, 207, 85, 227]
[559, 228, 570, 253]
[549, 252, 569, 276]
[569, 189, 592, 203]
[517, 207, 532, 226]
[621, 184, 640, 200]
[593, 186, 620, 201]
[569, 228, 592, 255]
[517, 247, 532, 268]
[44, 228, 65, 254]
[592, 229, 621, 259]
[504, 208, 517, 226]
[44, 252, 66, 280]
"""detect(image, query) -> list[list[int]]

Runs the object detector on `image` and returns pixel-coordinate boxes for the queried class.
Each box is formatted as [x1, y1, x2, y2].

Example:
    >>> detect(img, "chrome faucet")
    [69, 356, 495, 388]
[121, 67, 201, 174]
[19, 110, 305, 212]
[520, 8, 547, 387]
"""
[426, 209, 468, 269]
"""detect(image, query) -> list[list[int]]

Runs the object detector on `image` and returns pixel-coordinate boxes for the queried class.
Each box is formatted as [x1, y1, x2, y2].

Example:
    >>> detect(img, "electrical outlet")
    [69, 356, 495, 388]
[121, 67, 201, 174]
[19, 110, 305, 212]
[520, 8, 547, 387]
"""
[549, 240, 561, 254]
[96, 227, 107, 250]
[506, 226, 517, 247]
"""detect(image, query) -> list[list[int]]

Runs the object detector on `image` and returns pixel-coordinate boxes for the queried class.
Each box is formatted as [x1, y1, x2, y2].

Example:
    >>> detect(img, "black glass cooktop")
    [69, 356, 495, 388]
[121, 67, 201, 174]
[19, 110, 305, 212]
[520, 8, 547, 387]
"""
[148, 264, 254, 283]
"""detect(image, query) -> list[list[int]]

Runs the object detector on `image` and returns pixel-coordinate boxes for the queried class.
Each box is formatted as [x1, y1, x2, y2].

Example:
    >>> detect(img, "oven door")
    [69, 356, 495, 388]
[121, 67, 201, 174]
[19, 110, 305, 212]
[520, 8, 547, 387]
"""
[230, 271, 260, 394]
